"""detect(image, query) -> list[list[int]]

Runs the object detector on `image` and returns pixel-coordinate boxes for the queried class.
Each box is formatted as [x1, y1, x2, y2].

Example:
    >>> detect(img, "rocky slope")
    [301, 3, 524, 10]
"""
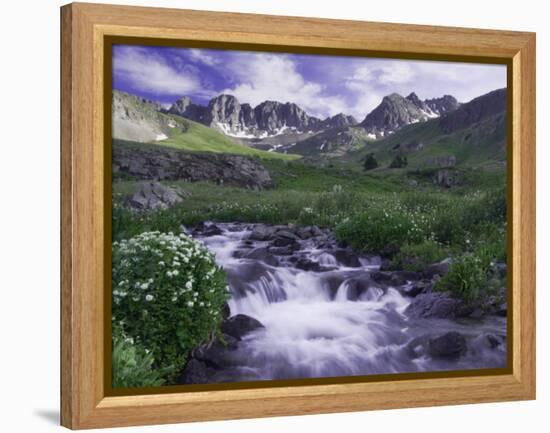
[112, 91, 184, 142]
[112, 140, 273, 190]
[338, 87, 507, 181]
[439, 88, 506, 133]
[167, 94, 324, 138]
[359, 92, 460, 138]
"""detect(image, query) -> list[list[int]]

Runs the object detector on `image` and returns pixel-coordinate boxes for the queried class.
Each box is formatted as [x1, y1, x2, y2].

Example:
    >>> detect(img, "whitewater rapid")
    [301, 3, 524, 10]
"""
[191, 223, 507, 382]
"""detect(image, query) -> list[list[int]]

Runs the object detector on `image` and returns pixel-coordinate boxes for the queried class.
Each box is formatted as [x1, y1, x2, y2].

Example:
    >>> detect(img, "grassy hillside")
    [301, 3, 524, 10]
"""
[113, 90, 299, 161]
[337, 113, 506, 171]
[160, 117, 299, 161]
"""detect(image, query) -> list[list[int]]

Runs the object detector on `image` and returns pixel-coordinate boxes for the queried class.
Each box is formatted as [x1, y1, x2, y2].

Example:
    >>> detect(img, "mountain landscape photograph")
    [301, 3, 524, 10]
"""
[110, 44, 508, 388]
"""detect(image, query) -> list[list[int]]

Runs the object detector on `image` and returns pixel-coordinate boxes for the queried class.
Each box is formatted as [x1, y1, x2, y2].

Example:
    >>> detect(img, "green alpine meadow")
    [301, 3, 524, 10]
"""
[111, 46, 508, 388]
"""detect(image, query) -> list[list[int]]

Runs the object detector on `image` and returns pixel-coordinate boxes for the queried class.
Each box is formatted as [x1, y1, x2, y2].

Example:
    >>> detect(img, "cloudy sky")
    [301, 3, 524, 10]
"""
[112, 44, 506, 120]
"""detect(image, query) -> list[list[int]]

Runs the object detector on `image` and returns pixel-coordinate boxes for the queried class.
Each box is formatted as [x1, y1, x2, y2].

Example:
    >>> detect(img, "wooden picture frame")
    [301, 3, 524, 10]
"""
[60, 2, 536, 429]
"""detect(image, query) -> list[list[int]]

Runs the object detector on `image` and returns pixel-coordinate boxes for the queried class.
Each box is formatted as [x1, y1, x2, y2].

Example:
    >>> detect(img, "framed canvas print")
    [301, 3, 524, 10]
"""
[60, 2, 536, 429]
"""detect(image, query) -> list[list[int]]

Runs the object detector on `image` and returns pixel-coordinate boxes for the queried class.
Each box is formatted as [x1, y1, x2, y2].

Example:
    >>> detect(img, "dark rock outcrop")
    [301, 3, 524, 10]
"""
[112, 140, 273, 190]
[221, 314, 265, 341]
[124, 181, 188, 211]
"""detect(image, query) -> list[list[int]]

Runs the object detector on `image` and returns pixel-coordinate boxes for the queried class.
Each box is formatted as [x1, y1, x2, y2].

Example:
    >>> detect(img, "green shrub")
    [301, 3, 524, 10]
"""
[389, 155, 408, 168]
[363, 153, 379, 171]
[435, 252, 488, 301]
[390, 240, 449, 272]
[335, 206, 427, 253]
[112, 231, 229, 382]
[429, 204, 464, 245]
[112, 324, 166, 388]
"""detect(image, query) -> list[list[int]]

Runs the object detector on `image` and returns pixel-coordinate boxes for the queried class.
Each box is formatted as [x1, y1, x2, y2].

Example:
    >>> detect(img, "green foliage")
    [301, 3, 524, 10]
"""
[363, 153, 379, 171]
[112, 231, 229, 382]
[112, 161, 506, 304]
[150, 118, 298, 160]
[390, 240, 449, 272]
[334, 204, 428, 253]
[112, 324, 166, 388]
[434, 253, 486, 301]
[435, 239, 505, 302]
[389, 154, 408, 168]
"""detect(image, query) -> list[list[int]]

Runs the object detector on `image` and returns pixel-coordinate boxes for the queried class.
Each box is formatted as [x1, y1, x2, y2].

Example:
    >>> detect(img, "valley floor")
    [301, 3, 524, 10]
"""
[111, 149, 508, 387]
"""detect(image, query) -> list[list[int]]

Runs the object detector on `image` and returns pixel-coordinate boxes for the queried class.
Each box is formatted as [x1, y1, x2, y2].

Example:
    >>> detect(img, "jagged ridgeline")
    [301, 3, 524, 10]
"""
[112, 86, 507, 176]
[111, 90, 298, 161]
[338, 88, 507, 175]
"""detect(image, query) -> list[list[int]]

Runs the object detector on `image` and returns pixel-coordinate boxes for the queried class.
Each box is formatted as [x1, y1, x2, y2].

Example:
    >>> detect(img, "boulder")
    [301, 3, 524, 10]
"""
[249, 224, 276, 241]
[428, 332, 467, 359]
[243, 247, 278, 266]
[268, 245, 295, 256]
[333, 248, 362, 267]
[296, 226, 315, 239]
[193, 221, 223, 236]
[405, 292, 462, 319]
[125, 181, 187, 211]
[370, 271, 393, 284]
[389, 271, 422, 286]
[220, 314, 265, 340]
[275, 230, 300, 241]
[272, 237, 299, 247]
[401, 280, 432, 297]
[423, 259, 451, 279]
[295, 258, 324, 272]
[192, 334, 240, 368]
[178, 358, 210, 384]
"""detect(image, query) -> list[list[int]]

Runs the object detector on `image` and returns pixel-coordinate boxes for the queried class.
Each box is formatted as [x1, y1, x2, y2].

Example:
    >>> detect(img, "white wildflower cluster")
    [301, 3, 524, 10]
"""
[112, 231, 227, 318]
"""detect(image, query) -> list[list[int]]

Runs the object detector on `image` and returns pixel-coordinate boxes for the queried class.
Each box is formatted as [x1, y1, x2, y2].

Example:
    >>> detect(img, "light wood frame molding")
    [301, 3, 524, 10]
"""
[60, 2, 536, 429]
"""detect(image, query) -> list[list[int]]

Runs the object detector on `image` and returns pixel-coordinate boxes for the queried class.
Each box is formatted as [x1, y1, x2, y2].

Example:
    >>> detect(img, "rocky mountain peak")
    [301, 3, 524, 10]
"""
[425, 94, 460, 116]
[406, 92, 423, 106]
[321, 113, 358, 129]
[360, 91, 459, 137]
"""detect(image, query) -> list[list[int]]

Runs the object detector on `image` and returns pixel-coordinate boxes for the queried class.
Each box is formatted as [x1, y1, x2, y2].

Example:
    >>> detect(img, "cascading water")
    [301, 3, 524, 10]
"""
[191, 222, 507, 383]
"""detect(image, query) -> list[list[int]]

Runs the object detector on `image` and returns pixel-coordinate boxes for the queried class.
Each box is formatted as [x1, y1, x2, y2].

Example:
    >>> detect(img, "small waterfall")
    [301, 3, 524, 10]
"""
[195, 222, 507, 382]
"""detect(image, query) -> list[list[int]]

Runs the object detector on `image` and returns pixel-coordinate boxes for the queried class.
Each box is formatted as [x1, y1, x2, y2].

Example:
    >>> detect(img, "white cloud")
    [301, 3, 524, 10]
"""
[344, 58, 506, 119]
[188, 49, 220, 66]
[350, 62, 415, 85]
[221, 53, 350, 119]
[113, 46, 202, 96]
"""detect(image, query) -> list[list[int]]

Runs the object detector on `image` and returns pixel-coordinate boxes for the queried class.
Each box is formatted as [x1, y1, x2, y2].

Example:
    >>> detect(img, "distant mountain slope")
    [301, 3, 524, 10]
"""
[112, 90, 298, 161]
[440, 88, 506, 133]
[359, 92, 460, 138]
[340, 88, 506, 170]
[159, 118, 298, 160]
[286, 126, 371, 157]
[167, 94, 323, 138]
[112, 91, 183, 142]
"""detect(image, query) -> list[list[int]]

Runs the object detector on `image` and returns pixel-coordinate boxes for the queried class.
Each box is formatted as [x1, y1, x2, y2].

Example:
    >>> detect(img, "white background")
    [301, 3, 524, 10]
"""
[0, 0, 546, 431]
